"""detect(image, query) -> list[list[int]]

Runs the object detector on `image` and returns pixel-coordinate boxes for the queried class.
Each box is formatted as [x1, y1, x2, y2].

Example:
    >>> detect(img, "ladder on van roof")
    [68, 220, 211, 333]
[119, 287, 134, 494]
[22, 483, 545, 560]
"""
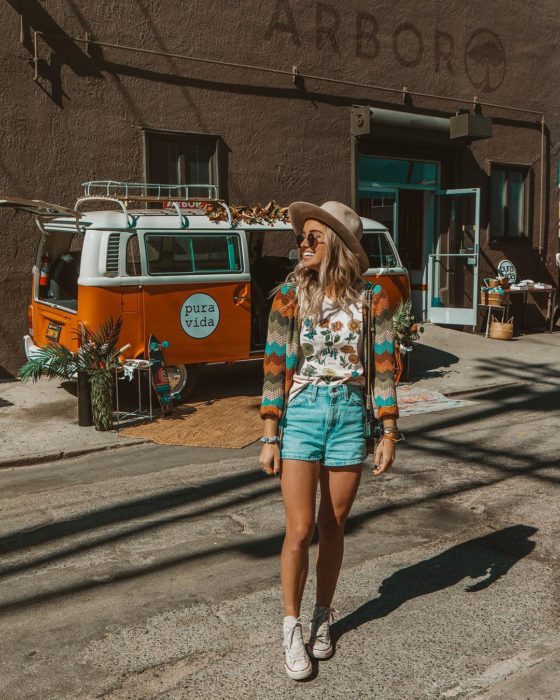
[76, 181, 233, 228]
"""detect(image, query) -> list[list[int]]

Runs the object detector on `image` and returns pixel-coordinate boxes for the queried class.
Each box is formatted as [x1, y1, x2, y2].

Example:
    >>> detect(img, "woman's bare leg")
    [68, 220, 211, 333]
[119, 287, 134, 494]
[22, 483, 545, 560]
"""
[280, 459, 321, 617]
[315, 465, 362, 607]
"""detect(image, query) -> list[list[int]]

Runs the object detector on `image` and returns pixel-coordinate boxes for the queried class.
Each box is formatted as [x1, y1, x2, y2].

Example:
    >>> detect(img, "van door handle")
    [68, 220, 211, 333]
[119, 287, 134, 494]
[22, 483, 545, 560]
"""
[233, 295, 250, 302]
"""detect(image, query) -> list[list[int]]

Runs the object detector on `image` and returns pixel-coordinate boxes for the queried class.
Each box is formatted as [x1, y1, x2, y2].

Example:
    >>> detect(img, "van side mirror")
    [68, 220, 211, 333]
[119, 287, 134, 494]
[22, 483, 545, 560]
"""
[288, 249, 299, 261]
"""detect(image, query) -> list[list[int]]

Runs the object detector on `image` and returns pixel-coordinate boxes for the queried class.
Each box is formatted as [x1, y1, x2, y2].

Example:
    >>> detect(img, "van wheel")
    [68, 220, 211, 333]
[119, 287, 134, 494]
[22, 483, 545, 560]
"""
[166, 363, 202, 401]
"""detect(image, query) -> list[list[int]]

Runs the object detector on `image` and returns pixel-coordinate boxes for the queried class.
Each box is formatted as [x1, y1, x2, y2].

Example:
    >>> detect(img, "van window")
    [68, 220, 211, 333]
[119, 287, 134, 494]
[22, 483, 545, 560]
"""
[126, 234, 141, 275]
[145, 234, 242, 275]
[361, 231, 399, 268]
[38, 232, 83, 310]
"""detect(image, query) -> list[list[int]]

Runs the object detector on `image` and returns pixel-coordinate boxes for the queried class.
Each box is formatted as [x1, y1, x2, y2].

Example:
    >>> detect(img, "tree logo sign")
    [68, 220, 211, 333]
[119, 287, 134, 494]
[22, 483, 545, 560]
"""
[465, 29, 506, 93]
[180, 293, 220, 338]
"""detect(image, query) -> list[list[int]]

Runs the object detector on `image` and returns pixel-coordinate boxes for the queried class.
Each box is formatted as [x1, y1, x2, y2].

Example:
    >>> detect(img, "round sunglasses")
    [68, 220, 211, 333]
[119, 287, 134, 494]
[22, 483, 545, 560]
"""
[295, 232, 325, 248]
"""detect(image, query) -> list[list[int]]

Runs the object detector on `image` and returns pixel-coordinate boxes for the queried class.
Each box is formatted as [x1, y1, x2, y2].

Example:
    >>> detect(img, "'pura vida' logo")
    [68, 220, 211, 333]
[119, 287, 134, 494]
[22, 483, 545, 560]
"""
[180, 293, 220, 338]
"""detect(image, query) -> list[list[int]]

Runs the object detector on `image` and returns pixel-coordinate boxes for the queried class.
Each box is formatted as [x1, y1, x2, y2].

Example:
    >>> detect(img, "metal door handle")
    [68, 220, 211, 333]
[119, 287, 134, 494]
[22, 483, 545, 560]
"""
[234, 295, 250, 302]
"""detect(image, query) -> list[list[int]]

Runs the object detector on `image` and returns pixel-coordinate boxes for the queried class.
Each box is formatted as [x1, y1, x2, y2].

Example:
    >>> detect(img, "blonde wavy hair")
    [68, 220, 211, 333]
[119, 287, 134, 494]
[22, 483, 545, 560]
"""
[272, 225, 366, 324]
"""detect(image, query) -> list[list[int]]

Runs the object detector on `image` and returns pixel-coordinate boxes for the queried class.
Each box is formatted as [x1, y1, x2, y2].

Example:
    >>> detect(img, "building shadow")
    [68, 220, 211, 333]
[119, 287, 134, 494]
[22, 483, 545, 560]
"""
[189, 361, 263, 401]
[59, 380, 78, 397]
[408, 342, 459, 380]
[331, 524, 537, 644]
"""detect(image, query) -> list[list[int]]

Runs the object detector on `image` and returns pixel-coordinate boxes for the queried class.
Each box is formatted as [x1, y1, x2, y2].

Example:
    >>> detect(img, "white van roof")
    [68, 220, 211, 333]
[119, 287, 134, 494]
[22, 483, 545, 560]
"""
[43, 209, 387, 233]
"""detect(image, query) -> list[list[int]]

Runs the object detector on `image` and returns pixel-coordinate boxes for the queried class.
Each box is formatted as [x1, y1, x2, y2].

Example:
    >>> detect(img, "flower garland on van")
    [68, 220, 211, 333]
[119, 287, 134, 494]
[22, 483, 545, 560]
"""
[203, 200, 289, 226]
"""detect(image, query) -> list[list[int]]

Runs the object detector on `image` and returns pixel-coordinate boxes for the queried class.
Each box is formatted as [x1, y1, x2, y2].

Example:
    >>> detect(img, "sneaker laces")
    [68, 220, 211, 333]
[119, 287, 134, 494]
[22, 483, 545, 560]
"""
[310, 606, 337, 642]
[284, 616, 309, 664]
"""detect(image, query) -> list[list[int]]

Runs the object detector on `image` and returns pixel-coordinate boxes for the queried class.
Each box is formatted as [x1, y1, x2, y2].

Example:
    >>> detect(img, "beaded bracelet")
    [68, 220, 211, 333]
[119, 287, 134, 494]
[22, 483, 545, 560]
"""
[381, 432, 405, 443]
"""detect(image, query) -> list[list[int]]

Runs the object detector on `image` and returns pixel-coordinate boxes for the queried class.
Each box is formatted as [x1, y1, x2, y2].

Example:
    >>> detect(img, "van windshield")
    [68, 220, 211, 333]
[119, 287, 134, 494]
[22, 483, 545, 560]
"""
[361, 231, 399, 268]
[145, 233, 242, 275]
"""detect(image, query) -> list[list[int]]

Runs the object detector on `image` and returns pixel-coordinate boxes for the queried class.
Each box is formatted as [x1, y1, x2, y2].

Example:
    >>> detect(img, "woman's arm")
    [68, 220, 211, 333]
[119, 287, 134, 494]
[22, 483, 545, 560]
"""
[371, 287, 399, 421]
[259, 285, 295, 476]
[260, 285, 294, 421]
[259, 416, 281, 475]
[371, 286, 399, 475]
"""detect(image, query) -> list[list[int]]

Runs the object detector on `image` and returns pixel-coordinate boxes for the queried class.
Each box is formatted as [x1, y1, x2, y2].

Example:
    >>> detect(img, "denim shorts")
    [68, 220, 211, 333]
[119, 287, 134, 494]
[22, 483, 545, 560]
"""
[279, 383, 367, 467]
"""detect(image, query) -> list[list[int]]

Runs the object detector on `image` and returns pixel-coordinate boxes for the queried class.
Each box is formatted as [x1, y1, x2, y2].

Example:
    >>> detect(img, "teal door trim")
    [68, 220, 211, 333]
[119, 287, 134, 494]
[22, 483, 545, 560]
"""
[428, 188, 481, 328]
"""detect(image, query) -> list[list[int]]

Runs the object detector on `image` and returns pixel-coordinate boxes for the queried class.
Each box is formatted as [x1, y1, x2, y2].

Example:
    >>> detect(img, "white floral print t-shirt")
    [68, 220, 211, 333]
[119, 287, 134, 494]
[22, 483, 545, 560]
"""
[288, 294, 364, 403]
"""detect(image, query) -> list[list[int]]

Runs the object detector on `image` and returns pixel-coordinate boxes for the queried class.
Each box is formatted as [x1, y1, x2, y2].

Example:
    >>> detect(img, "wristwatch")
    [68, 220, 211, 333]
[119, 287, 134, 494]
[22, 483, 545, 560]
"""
[259, 436, 280, 444]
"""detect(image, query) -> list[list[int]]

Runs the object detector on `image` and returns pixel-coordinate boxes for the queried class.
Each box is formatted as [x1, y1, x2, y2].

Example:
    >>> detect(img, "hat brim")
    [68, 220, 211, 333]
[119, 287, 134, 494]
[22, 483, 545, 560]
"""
[288, 201, 370, 273]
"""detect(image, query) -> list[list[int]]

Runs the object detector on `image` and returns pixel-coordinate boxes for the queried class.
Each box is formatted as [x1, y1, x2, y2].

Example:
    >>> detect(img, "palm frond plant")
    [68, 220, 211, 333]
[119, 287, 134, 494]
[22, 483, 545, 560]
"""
[393, 299, 424, 352]
[19, 317, 124, 431]
[392, 300, 424, 384]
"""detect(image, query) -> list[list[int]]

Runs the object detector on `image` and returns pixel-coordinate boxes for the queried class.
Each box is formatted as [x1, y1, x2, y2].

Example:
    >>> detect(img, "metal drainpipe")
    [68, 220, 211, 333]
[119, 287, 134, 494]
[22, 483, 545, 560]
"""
[539, 116, 545, 257]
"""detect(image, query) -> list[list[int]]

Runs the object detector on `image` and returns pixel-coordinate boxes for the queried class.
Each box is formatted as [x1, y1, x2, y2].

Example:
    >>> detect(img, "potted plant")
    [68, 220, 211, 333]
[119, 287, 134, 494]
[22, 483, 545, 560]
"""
[392, 299, 424, 383]
[19, 317, 124, 431]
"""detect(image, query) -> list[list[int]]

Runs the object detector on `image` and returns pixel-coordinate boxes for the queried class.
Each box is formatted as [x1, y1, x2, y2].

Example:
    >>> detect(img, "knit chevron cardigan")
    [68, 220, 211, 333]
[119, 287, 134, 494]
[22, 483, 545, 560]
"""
[261, 281, 399, 421]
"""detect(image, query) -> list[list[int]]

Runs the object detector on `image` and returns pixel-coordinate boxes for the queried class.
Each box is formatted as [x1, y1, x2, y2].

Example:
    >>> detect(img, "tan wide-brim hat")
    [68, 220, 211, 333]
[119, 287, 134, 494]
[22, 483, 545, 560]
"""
[288, 200, 370, 273]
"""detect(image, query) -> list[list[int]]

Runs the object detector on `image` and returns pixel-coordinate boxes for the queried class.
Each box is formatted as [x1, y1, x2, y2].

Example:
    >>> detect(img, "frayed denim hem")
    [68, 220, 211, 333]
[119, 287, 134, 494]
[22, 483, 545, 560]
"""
[280, 453, 323, 462]
[321, 458, 365, 468]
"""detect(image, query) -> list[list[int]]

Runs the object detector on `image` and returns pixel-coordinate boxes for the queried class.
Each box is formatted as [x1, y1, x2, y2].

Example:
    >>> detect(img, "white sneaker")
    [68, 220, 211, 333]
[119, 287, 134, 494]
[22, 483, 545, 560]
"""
[308, 605, 336, 659]
[283, 615, 312, 680]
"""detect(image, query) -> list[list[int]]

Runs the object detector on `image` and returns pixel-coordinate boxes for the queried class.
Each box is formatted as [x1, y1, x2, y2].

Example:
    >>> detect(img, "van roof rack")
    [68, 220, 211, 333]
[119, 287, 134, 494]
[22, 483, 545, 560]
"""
[81, 180, 220, 201]
[75, 181, 232, 228]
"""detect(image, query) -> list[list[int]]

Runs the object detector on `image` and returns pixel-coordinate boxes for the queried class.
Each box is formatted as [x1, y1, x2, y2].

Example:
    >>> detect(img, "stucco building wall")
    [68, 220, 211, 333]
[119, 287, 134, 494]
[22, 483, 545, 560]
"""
[0, 0, 558, 375]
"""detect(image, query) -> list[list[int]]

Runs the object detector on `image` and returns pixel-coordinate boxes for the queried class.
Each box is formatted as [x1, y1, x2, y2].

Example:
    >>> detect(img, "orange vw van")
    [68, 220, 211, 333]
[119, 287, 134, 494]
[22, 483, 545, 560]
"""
[1, 182, 410, 398]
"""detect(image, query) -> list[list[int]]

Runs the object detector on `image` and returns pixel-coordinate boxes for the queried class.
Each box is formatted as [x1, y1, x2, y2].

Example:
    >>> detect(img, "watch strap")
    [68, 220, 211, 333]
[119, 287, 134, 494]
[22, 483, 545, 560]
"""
[260, 436, 280, 444]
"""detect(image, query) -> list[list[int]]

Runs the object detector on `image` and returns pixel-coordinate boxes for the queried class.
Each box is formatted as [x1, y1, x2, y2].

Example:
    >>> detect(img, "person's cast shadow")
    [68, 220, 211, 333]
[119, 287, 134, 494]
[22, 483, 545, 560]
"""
[332, 525, 537, 642]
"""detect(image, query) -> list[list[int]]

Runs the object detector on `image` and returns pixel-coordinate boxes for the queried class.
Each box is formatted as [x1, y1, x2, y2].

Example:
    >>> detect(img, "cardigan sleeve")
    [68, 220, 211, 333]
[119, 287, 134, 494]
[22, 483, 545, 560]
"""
[371, 286, 399, 419]
[260, 285, 293, 420]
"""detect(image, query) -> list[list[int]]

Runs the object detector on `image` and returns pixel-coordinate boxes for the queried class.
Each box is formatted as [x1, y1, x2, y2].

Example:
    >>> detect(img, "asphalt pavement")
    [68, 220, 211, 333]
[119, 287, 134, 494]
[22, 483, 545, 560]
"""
[0, 362, 559, 698]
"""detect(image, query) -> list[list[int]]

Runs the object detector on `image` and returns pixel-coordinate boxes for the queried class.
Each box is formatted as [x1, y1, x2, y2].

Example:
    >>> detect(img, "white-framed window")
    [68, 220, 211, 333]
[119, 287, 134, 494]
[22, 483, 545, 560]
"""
[125, 233, 141, 276]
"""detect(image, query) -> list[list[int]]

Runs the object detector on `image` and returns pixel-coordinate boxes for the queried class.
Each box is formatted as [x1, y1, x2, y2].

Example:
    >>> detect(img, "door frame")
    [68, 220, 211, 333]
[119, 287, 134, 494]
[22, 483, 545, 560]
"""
[358, 182, 440, 320]
[427, 187, 481, 328]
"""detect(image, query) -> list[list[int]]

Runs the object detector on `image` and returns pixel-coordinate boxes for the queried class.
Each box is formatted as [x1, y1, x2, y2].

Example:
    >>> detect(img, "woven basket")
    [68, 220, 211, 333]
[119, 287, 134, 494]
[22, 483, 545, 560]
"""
[489, 316, 514, 340]
[481, 290, 509, 306]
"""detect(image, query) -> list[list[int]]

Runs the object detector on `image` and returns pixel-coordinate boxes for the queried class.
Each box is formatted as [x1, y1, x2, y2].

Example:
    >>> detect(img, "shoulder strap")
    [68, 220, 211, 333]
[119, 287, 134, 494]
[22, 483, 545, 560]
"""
[361, 283, 375, 412]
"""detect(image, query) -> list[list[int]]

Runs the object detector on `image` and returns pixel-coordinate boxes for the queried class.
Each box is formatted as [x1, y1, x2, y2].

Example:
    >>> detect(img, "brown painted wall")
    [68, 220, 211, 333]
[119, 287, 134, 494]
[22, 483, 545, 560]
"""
[1, 0, 558, 375]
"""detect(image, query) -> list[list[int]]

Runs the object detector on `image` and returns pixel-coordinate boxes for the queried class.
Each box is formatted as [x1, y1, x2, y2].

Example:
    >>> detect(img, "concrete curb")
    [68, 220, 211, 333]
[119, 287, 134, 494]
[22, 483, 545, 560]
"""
[445, 380, 525, 398]
[0, 438, 150, 470]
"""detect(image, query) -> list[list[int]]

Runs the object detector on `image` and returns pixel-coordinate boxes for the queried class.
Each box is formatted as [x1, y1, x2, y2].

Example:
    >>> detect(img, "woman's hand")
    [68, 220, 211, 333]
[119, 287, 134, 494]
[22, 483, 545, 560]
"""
[372, 437, 396, 475]
[259, 443, 281, 476]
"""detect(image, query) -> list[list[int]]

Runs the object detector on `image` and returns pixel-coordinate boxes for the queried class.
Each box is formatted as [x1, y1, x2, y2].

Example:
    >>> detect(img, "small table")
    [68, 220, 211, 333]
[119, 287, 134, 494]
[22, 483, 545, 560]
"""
[114, 360, 154, 431]
[508, 285, 557, 333]
[479, 303, 510, 337]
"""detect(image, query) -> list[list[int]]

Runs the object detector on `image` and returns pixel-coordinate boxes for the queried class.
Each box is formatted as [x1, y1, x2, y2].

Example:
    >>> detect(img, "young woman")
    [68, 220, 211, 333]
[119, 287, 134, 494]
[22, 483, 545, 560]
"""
[259, 201, 400, 680]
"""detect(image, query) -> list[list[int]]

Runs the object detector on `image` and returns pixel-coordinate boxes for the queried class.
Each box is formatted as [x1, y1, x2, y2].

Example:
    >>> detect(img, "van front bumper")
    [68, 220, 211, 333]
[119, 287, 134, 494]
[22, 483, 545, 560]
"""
[24, 335, 44, 361]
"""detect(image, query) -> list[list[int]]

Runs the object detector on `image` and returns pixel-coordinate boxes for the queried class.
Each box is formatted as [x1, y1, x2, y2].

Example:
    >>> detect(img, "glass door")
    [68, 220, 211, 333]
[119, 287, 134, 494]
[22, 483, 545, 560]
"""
[428, 188, 480, 327]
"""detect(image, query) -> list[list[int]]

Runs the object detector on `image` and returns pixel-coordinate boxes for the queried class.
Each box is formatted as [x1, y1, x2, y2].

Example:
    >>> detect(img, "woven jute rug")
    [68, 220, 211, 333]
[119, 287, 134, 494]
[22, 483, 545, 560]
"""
[120, 394, 263, 449]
